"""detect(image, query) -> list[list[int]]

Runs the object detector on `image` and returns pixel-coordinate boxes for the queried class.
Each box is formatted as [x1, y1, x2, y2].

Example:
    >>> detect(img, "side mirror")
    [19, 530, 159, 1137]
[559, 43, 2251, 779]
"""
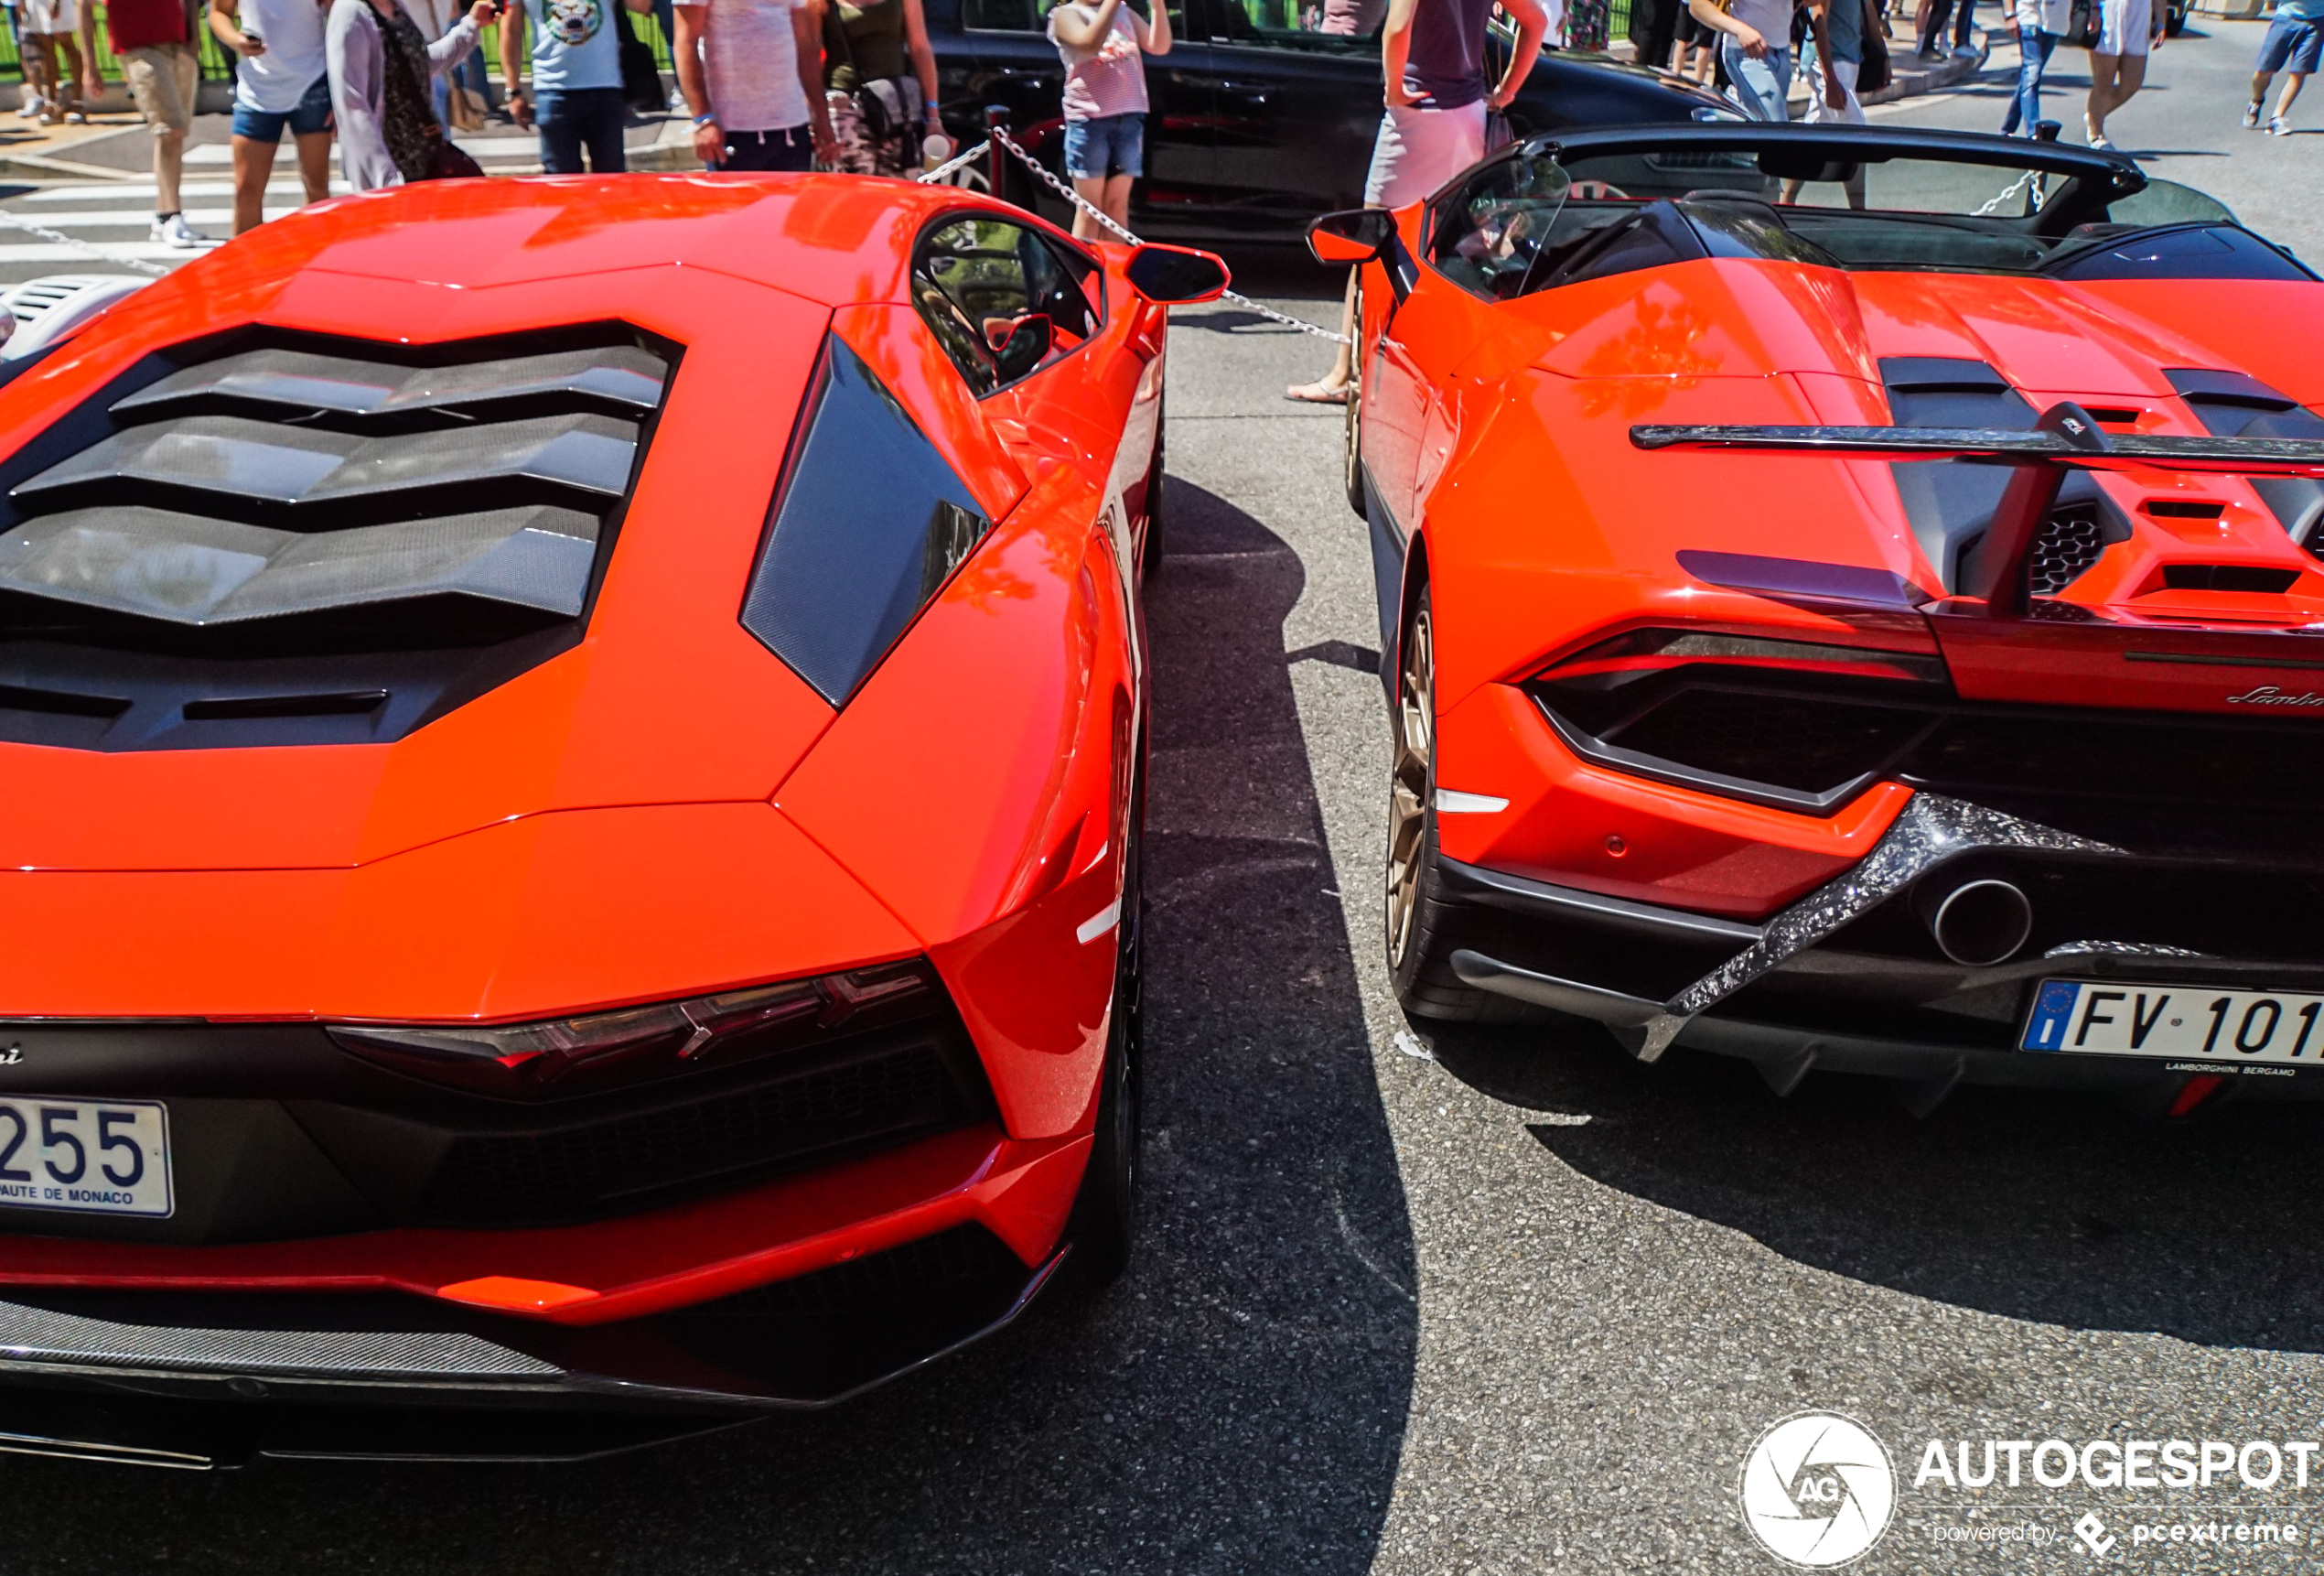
[1307, 209, 1396, 266]
[991, 313, 1053, 381]
[1124, 244, 1232, 305]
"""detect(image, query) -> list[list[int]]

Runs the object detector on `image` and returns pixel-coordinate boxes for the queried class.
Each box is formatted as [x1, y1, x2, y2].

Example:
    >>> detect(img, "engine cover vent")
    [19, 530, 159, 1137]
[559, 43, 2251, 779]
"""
[0, 326, 672, 751]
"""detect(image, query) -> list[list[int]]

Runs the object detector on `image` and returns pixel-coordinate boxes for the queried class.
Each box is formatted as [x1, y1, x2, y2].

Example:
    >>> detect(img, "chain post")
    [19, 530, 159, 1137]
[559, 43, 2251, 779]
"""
[984, 106, 1015, 211]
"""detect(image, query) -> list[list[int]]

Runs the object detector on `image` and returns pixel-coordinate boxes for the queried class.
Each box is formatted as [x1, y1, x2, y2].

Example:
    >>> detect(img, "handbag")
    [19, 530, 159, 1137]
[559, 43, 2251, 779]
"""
[826, 3, 912, 143]
[1856, 0, 1892, 92]
[617, 6, 663, 114]
[1482, 109, 1512, 153]
[2065, 0, 2102, 48]
[430, 138, 485, 178]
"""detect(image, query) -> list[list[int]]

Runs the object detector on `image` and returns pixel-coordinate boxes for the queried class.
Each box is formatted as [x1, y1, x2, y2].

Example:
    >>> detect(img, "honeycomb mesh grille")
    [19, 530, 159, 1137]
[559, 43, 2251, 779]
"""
[2027, 503, 2109, 596]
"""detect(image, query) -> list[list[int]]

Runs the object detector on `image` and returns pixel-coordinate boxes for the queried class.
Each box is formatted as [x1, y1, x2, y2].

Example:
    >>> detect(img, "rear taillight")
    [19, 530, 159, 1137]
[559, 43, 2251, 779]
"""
[328, 958, 941, 1099]
[1537, 628, 1947, 696]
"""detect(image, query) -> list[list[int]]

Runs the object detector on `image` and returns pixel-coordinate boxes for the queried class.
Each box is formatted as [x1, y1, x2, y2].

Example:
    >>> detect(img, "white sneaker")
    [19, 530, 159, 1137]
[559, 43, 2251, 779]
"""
[2268, 115, 2294, 135]
[2244, 101, 2265, 128]
[1951, 42, 1980, 57]
[62, 110, 83, 124]
[15, 95, 44, 119]
[149, 213, 211, 248]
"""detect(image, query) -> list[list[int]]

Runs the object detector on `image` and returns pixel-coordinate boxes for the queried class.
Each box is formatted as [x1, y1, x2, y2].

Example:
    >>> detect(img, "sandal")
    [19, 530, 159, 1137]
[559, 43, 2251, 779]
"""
[1285, 380, 1350, 405]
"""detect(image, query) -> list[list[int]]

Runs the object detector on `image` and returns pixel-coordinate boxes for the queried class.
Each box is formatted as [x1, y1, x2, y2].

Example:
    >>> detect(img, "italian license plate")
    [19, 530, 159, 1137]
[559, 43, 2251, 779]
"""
[2023, 980, 2324, 1066]
[0, 1097, 171, 1217]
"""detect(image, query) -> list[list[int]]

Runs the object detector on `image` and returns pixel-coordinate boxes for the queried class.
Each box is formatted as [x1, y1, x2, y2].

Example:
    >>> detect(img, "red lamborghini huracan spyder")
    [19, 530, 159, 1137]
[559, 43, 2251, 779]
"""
[1317, 125, 2324, 1117]
[0, 173, 1224, 1463]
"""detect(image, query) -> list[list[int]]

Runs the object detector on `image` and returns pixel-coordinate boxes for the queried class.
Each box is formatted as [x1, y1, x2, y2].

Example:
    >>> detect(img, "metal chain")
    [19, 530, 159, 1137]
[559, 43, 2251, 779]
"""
[0, 208, 171, 278]
[917, 138, 991, 187]
[1973, 168, 2038, 218]
[986, 125, 1350, 345]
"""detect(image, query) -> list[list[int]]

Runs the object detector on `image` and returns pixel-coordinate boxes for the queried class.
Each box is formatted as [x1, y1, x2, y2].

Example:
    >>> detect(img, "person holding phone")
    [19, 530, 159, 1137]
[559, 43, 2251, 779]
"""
[328, 0, 495, 188]
[209, 0, 335, 233]
[1046, 0, 1171, 242]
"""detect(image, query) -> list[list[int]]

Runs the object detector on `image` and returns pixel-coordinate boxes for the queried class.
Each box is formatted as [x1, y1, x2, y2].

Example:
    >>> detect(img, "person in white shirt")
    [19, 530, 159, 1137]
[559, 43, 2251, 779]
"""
[1689, 0, 1839, 121]
[209, 0, 335, 234]
[2001, 0, 2071, 134]
[673, 0, 835, 171]
[2085, 0, 2164, 147]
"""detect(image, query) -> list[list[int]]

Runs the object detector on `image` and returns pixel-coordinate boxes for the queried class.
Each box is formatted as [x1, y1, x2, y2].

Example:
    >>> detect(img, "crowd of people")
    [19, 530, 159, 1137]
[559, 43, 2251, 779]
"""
[0, 0, 2312, 264]
[12, 0, 963, 248]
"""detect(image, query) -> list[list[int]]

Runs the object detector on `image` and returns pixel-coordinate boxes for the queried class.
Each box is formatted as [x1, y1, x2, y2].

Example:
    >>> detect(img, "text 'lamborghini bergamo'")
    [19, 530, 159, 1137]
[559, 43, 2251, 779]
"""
[1317, 124, 2324, 1117]
[0, 172, 1227, 1464]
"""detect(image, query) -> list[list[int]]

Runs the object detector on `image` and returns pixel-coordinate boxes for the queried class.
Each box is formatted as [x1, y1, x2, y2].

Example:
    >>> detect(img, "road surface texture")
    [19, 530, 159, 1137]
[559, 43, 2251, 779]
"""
[0, 32, 2318, 1570]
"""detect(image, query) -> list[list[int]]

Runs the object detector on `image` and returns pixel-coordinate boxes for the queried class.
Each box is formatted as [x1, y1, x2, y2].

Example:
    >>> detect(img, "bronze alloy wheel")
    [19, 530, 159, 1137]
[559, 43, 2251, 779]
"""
[1386, 600, 1434, 970]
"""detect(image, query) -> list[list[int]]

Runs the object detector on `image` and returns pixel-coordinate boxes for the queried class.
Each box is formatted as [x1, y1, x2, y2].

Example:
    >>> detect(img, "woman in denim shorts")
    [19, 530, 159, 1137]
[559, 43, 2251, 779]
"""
[1046, 0, 1169, 242]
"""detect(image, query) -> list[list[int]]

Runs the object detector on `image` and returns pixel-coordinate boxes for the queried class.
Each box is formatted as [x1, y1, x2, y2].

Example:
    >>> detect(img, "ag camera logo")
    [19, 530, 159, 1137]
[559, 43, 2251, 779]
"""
[1741, 1411, 1897, 1568]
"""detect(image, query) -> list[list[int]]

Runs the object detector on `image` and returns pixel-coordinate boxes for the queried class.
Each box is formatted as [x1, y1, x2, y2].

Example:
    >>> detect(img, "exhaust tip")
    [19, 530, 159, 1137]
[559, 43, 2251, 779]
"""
[1929, 879, 2033, 966]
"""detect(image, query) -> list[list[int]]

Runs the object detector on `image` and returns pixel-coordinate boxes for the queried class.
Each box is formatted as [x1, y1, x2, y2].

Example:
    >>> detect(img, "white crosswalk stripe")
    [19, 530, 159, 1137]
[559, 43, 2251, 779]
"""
[26, 181, 351, 202]
[2, 209, 307, 229]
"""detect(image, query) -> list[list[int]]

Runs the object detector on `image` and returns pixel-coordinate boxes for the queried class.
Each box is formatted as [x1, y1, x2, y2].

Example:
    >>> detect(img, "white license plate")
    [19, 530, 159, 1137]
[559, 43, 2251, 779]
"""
[2023, 980, 2324, 1066]
[0, 1097, 171, 1217]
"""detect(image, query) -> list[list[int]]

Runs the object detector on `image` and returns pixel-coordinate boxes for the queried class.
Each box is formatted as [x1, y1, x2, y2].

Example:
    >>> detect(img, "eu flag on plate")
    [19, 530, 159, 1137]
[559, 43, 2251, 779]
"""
[2022, 980, 2082, 1052]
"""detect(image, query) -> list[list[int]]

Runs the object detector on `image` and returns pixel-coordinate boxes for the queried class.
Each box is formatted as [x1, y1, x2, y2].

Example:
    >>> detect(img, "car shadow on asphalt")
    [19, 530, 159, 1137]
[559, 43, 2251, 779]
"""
[1426, 1013, 2324, 1357]
[0, 487, 1419, 1575]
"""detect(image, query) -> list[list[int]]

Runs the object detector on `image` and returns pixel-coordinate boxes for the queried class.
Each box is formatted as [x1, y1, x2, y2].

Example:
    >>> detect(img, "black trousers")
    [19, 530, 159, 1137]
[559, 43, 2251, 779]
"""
[1920, 0, 1977, 50]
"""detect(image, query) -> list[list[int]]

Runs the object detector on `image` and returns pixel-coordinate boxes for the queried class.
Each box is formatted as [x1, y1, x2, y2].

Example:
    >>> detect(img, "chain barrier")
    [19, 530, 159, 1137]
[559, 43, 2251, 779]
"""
[980, 124, 1350, 346]
[0, 208, 172, 278]
[917, 138, 992, 188]
[1973, 168, 2039, 218]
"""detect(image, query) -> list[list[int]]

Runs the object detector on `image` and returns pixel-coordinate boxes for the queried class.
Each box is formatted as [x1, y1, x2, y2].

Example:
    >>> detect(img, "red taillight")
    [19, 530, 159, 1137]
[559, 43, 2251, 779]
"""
[1537, 628, 1948, 691]
[327, 958, 941, 1099]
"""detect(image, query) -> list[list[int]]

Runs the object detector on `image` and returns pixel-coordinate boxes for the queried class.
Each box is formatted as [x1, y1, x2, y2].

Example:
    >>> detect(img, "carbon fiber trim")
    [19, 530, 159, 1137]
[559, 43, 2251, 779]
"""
[0, 1301, 563, 1379]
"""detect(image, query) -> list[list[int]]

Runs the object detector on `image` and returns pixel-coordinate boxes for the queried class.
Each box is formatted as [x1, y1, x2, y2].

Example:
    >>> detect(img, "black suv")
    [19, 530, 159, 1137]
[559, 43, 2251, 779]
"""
[927, 0, 1735, 242]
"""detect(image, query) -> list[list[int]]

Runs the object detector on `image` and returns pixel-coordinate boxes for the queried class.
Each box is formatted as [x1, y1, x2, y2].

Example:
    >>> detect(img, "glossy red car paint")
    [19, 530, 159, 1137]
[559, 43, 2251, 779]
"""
[0, 175, 1201, 1377]
[1335, 127, 2324, 1101]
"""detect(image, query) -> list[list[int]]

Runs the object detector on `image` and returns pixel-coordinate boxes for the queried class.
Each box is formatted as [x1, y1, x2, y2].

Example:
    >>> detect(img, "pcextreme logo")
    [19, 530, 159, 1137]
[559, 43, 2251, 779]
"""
[1740, 1411, 1898, 1568]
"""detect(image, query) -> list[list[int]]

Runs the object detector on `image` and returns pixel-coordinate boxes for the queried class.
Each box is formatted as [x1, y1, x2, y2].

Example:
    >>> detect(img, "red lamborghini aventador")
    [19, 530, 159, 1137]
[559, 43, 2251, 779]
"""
[0, 173, 1224, 1463]
[1317, 125, 2324, 1116]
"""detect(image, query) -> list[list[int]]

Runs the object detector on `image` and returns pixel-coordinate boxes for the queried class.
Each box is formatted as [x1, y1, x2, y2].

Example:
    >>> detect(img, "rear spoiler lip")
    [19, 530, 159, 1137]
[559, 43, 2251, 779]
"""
[1629, 422, 2324, 479]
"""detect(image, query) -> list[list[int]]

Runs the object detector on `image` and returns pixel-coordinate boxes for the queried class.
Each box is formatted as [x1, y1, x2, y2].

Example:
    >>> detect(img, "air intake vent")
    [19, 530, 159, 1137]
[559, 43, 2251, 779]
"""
[0, 328, 671, 750]
[2158, 564, 2301, 593]
[2027, 502, 2110, 596]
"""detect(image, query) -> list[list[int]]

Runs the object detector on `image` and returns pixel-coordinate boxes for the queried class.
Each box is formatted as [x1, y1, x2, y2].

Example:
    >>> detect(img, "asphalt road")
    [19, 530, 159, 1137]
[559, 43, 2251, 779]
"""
[0, 35, 2322, 1571]
[1872, 13, 2324, 261]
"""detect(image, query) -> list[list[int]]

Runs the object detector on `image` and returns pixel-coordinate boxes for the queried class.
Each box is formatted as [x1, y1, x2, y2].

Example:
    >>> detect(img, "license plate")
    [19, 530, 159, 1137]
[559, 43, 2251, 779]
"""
[2023, 980, 2324, 1066]
[0, 1097, 171, 1217]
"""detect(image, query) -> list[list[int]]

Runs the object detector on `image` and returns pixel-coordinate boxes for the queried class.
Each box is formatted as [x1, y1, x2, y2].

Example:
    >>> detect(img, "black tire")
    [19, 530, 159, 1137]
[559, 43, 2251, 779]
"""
[1386, 588, 1544, 1024]
[1342, 279, 1367, 519]
[1065, 778, 1144, 1288]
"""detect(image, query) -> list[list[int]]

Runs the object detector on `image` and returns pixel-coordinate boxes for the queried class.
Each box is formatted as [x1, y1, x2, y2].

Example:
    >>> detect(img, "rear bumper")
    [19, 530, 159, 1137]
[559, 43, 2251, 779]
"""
[0, 1224, 1064, 1465]
[1440, 792, 2324, 1106]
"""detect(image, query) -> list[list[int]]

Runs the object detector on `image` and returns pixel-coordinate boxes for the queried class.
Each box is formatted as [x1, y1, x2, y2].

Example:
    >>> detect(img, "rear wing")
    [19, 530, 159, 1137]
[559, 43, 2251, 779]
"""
[1630, 401, 2324, 615]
